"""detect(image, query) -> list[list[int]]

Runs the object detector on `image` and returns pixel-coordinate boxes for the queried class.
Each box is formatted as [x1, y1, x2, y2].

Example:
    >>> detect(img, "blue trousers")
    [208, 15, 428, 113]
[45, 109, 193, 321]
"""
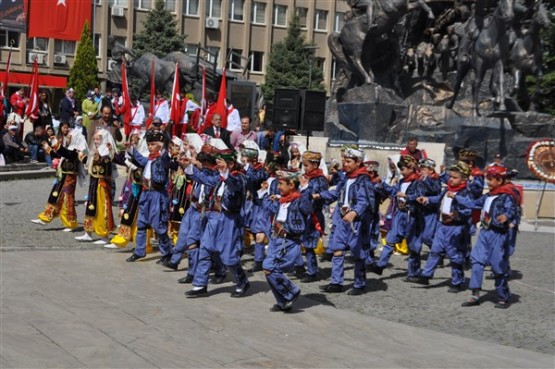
[377, 211, 422, 276]
[263, 237, 301, 308]
[421, 212, 438, 247]
[192, 211, 248, 289]
[420, 223, 465, 286]
[469, 229, 511, 301]
[134, 190, 171, 257]
[328, 219, 368, 288]
[170, 207, 204, 264]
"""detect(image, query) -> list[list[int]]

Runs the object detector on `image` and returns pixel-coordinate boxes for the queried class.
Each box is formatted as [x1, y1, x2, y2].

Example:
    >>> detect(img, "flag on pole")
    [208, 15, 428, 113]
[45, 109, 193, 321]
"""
[204, 68, 227, 132]
[170, 63, 181, 137]
[25, 58, 39, 119]
[121, 61, 132, 136]
[146, 60, 156, 129]
[28, 0, 91, 41]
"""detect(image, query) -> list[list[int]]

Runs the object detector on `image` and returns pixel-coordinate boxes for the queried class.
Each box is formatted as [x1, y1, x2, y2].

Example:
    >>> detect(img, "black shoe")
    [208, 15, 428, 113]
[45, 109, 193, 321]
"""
[319, 253, 333, 262]
[213, 274, 227, 284]
[461, 296, 480, 307]
[367, 264, 384, 276]
[163, 260, 179, 271]
[248, 262, 263, 273]
[185, 286, 207, 297]
[300, 274, 318, 283]
[403, 276, 420, 283]
[494, 300, 511, 309]
[293, 266, 306, 278]
[283, 289, 301, 310]
[230, 282, 250, 298]
[156, 255, 171, 264]
[178, 275, 194, 284]
[414, 276, 430, 285]
[347, 287, 365, 296]
[485, 272, 495, 280]
[126, 254, 145, 262]
[269, 304, 290, 312]
[319, 283, 343, 293]
[448, 284, 463, 293]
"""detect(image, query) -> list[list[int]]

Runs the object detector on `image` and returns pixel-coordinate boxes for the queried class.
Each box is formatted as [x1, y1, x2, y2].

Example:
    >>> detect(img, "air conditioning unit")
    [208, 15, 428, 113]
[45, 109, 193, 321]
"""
[28, 52, 44, 64]
[111, 6, 125, 17]
[54, 54, 67, 64]
[205, 17, 219, 29]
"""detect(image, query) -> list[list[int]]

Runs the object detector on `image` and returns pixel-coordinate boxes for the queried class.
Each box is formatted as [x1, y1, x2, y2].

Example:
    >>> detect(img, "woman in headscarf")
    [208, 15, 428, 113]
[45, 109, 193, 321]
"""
[75, 128, 116, 244]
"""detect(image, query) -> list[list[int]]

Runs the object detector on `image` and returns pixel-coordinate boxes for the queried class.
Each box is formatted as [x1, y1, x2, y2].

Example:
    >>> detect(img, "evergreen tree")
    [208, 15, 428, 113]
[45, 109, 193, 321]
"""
[68, 22, 99, 102]
[261, 15, 325, 102]
[133, 0, 186, 58]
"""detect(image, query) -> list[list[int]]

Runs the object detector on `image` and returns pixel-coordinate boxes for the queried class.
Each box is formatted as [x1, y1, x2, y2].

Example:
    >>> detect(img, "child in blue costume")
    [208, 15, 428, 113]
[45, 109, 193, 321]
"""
[126, 130, 175, 262]
[417, 158, 442, 248]
[368, 155, 423, 280]
[298, 151, 329, 283]
[183, 149, 250, 298]
[263, 170, 313, 312]
[459, 165, 517, 309]
[315, 148, 374, 295]
[412, 162, 473, 292]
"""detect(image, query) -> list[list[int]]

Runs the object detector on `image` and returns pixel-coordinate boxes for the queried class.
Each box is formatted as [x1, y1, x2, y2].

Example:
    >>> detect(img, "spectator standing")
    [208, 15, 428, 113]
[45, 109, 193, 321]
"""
[203, 113, 231, 149]
[400, 137, 427, 162]
[9, 87, 27, 120]
[59, 88, 80, 126]
[88, 105, 123, 145]
[225, 99, 241, 132]
[230, 116, 257, 150]
[130, 95, 145, 130]
[81, 90, 99, 129]
[36, 90, 53, 128]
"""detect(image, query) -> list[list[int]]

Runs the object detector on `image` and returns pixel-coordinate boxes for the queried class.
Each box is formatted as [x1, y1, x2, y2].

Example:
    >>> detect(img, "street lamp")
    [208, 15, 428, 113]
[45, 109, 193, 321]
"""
[303, 46, 319, 90]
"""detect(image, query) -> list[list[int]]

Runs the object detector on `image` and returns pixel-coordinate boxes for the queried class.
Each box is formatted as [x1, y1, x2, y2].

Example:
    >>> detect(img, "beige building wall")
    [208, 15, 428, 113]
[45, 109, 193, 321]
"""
[0, 0, 350, 93]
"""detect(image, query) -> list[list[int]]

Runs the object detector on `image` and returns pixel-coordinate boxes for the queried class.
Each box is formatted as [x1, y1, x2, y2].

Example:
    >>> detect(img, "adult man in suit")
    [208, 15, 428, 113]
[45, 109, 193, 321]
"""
[203, 113, 231, 149]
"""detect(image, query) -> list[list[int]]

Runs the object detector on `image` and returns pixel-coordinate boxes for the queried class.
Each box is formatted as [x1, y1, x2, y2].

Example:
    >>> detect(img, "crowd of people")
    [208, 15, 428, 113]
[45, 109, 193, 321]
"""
[25, 86, 523, 312]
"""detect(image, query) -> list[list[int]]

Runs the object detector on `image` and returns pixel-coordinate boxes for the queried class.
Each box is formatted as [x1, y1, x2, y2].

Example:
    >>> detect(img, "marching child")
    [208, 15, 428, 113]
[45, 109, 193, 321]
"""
[263, 170, 313, 311]
[413, 162, 473, 292]
[459, 165, 517, 308]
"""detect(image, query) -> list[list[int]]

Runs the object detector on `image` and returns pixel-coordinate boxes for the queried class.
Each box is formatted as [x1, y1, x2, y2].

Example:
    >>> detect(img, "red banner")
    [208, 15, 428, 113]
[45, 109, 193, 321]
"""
[170, 63, 181, 137]
[121, 62, 132, 136]
[24, 58, 39, 118]
[28, 0, 91, 41]
[0, 71, 67, 88]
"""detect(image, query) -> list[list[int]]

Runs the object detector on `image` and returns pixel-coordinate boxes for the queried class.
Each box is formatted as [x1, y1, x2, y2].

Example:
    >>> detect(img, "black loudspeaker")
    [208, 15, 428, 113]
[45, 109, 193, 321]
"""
[300, 90, 326, 131]
[264, 102, 273, 128]
[272, 89, 300, 130]
[227, 80, 257, 121]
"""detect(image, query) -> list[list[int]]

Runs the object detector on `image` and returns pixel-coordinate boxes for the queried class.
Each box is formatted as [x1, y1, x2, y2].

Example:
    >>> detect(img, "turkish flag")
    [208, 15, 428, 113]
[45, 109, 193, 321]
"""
[170, 63, 182, 137]
[121, 62, 132, 136]
[203, 69, 227, 133]
[28, 0, 91, 41]
[25, 59, 39, 119]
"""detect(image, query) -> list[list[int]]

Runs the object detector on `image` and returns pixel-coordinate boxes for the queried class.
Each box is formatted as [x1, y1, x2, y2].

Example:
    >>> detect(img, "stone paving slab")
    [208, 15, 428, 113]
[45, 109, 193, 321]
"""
[1, 250, 554, 369]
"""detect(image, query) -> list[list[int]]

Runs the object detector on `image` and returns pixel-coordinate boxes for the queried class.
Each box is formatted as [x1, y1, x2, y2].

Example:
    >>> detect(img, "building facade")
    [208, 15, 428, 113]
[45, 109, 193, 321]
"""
[0, 0, 349, 95]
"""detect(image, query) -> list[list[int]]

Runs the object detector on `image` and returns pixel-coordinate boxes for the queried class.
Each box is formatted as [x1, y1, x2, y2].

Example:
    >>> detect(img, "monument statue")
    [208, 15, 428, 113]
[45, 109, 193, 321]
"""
[326, 0, 554, 179]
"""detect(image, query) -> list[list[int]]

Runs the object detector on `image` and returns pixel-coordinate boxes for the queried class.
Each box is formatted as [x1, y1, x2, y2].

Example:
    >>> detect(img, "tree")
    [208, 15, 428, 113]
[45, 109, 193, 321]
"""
[68, 22, 99, 102]
[261, 15, 325, 102]
[133, 0, 186, 58]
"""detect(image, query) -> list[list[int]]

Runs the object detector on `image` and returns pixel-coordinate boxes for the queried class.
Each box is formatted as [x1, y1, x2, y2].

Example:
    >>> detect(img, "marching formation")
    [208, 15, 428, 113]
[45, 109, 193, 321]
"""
[30, 120, 523, 311]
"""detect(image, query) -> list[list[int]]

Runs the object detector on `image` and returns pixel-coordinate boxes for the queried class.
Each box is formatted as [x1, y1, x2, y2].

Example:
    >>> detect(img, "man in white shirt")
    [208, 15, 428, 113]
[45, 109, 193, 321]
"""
[226, 99, 241, 132]
[130, 96, 145, 129]
[154, 91, 170, 124]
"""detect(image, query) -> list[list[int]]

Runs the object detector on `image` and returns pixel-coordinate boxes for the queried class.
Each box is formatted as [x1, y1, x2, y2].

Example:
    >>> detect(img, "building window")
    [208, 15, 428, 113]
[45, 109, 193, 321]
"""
[227, 48, 243, 70]
[185, 43, 199, 56]
[94, 34, 102, 57]
[296, 7, 308, 29]
[27, 37, 48, 51]
[273, 5, 287, 27]
[134, 0, 152, 9]
[0, 30, 20, 48]
[314, 10, 328, 31]
[54, 40, 76, 55]
[229, 0, 244, 22]
[183, 0, 199, 16]
[109, 0, 128, 6]
[205, 0, 222, 19]
[331, 58, 339, 81]
[249, 51, 263, 73]
[107, 36, 126, 58]
[334, 12, 345, 32]
[165, 0, 175, 12]
[316, 57, 325, 73]
[251, 2, 266, 24]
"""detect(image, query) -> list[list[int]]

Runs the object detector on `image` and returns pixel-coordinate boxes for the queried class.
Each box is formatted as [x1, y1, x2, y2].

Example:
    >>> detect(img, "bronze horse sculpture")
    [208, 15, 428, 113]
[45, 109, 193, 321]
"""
[329, 0, 435, 91]
[446, 0, 515, 117]
[509, 0, 551, 110]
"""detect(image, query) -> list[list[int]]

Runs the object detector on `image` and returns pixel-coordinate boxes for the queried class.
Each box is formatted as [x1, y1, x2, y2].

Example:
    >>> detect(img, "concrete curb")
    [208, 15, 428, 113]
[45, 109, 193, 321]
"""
[0, 168, 56, 181]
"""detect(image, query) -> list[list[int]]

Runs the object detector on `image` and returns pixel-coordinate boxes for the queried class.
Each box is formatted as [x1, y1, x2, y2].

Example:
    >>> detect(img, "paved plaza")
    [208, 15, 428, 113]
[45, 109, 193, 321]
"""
[1, 177, 554, 368]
